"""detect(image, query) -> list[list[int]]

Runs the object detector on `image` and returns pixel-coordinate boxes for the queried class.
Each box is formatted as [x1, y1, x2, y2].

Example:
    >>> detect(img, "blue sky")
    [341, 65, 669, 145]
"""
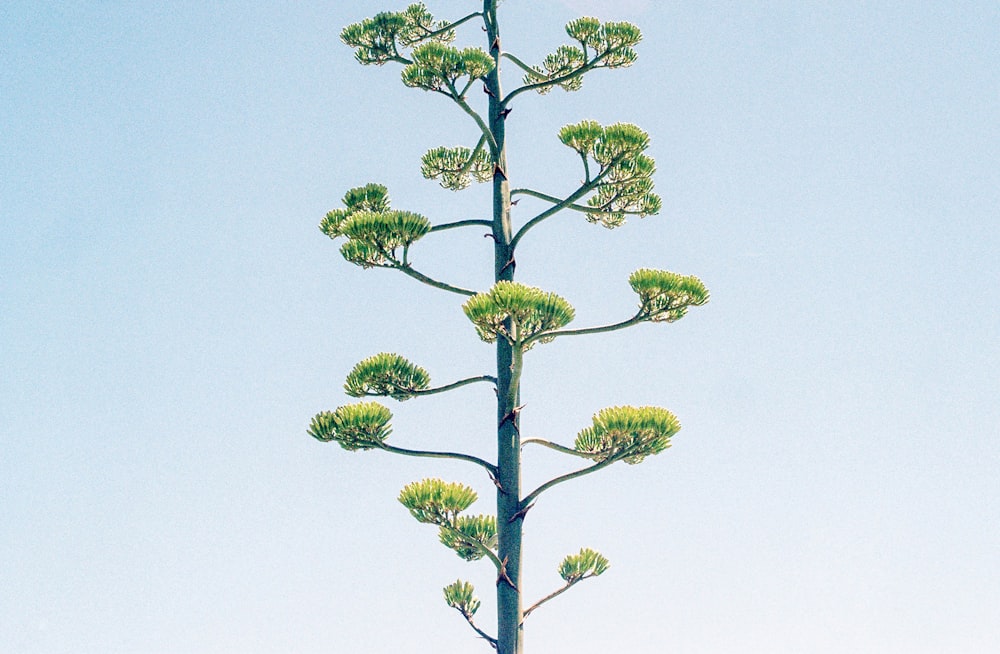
[2, 1, 998, 652]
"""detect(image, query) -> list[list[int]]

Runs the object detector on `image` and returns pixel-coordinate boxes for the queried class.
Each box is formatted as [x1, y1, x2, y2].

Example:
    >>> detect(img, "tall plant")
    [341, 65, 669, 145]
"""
[309, 3, 708, 652]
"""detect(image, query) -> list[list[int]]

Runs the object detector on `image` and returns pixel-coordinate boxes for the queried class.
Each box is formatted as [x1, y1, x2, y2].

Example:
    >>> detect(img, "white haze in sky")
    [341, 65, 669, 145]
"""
[2, 1, 998, 653]
[557, 0, 651, 14]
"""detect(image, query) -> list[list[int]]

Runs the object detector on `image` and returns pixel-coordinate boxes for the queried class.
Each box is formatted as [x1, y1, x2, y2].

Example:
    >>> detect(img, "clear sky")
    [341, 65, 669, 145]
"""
[2, 1, 998, 652]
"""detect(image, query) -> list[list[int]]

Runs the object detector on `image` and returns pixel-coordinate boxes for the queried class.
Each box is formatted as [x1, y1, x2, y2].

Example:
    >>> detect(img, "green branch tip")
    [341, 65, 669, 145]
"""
[323, 186, 475, 293]
[559, 547, 610, 582]
[555, 121, 661, 227]
[444, 580, 481, 617]
[308, 401, 392, 451]
[341, 3, 458, 66]
[422, 144, 493, 190]
[321, 184, 432, 268]
[519, 17, 642, 94]
[462, 281, 575, 349]
[344, 353, 431, 400]
[439, 514, 498, 561]
[574, 405, 681, 464]
[629, 269, 709, 322]
[398, 478, 478, 524]
[558, 120, 605, 157]
[320, 183, 390, 239]
[522, 45, 586, 94]
[401, 42, 494, 93]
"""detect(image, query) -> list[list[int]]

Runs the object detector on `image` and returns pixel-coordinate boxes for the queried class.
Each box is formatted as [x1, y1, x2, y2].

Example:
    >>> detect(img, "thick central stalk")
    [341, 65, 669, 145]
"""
[484, 3, 523, 654]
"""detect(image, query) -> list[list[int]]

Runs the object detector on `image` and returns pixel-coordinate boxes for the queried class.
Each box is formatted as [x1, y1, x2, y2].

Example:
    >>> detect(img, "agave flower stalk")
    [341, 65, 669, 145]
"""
[307, 4, 709, 653]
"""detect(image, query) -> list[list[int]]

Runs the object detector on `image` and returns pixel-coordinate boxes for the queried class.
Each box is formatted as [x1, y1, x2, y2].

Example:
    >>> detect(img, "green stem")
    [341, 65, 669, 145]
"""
[519, 456, 619, 509]
[430, 219, 493, 232]
[522, 575, 596, 621]
[438, 521, 504, 570]
[451, 608, 498, 648]
[501, 47, 628, 108]
[432, 11, 484, 38]
[371, 241, 476, 295]
[501, 52, 543, 78]
[377, 442, 498, 477]
[520, 438, 599, 460]
[358, 375, 497, 400]
[511, 188, 647, 216]
[459, 134, 488, 176]
[393, 262, 478, 296]
[414, 375, 497, 396]
[509, 167, 613, 249]
[524, 313, 644, 347]
[485, 4, 523, 651]
[448, 80, 499, 154]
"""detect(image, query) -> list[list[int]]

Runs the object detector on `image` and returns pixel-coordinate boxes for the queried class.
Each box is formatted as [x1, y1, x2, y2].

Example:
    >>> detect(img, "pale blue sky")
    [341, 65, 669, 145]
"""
[2, 2, 998, 653]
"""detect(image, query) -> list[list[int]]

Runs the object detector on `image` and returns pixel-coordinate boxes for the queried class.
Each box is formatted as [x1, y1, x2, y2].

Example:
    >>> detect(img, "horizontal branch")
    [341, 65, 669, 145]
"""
[521, 438, 598, 460]
[438, 521, 504, 570]
[501, 52, 541, 77]
[414, 375, 498, 396]
[512, 188, 649, 216]
[509, 179, 600, 250]
[451, 608, 498, 649]
[509, 160, 622, 249]
[501, 46, 622, 108]
[356, 375, 497, 401]
[370, 242, 476, 296]
[522, 575, 597, 621]
[521, 437, 653, 509]
[392, 262, 478, 296]
[430, 219, 493, 233]
[376, 442, 497, 478]
[434, 11, 483, 38]
[510, 188, 642, 216]
[524, 312, 644, 347]
[448, 81, 498, 154]
[520, 456, 618, 510]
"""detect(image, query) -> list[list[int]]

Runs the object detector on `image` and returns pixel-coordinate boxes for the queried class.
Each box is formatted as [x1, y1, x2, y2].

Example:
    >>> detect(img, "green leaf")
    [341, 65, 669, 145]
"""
[341, 3, 455, 66]
[443, 579, 480, 617]
[559, 122, 659, 227]
[397, 3, 456, 46]
[565, 17, 602, 48]
[398, 478, 478, 525]
[343, 183, 391, 213]
[439, 514, 498, 561]
[628, 269, 709, 322]
[593, 123, 650, 166]
[421, 145, 493, 190]
[543, 45, 586, 91]
[587, 173, 661, 227]
[341, 12, 408, 65]
[341, 210, 431, 248]
[320, 208, 351, 239]
[401, 42, 494, 93]
[320, 183, 391, 239]
[308, 401, 393, 451]
[344, 353, 431, 400]
[339, 239, 386, 268]
[573, 405, 680, 464]
[524, 18, 642, 94]
[462, 281, 575, 348]
[335, 210, 431, 268]
[523, 44, 586, 93]
[558, 548, 610, 583]
[558, 120, 604, 157]
[321, 185, 431, 268]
